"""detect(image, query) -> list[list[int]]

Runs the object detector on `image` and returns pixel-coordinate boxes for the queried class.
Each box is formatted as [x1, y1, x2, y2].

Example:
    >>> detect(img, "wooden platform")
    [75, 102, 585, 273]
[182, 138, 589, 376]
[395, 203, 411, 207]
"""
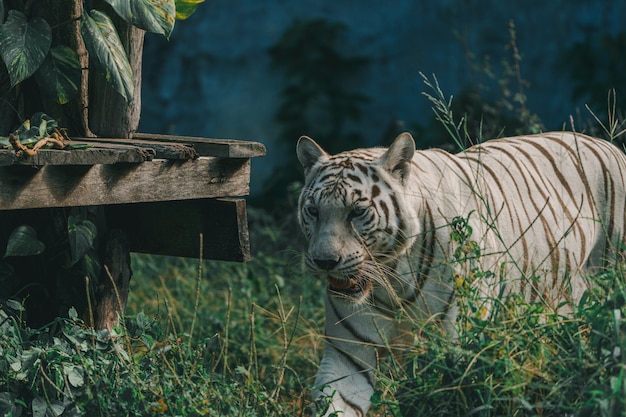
[0, 134, 266, 261]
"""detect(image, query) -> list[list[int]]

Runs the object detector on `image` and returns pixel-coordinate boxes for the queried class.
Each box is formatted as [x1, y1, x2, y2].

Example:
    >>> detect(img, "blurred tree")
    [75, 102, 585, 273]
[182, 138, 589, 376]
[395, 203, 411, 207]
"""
[259, 18, 370, 209]
[564, 32, 626, 118]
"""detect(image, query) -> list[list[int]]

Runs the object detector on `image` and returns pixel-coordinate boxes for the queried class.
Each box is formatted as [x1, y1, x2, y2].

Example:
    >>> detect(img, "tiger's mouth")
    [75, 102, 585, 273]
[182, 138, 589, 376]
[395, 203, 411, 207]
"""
[326, 275, 371, 297]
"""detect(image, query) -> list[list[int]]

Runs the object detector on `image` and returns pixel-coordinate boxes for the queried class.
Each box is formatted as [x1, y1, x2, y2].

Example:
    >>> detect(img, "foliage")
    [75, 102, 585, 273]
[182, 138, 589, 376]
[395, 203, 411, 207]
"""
[0, 112, 89, 155]
[394, 223, 626, 417]
[0, 204, 324, 416]
[258, 18, 370, 209]
[0, 0, 203, 108]
[2, 200, 624, 416]
[563, 31, 626, 126]
[268, 18, 370, 153]
[0, 209, 101, 327]
[414, 20, 543, 150]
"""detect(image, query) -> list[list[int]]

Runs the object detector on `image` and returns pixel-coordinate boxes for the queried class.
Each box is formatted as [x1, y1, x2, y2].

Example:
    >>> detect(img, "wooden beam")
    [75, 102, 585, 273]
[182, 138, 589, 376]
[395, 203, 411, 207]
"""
[0, 157, 251, 210]
[106, 198, 251, 261]
[0, 145, 153, 167]
[76, 137, 198, 160]
[133, 133, 266, 158]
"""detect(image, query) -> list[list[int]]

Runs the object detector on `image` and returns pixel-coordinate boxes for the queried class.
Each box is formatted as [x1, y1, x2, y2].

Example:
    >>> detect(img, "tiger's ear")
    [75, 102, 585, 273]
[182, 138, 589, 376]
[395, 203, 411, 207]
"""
[379, 132, 415, 182]
[297, 136, 329, 173]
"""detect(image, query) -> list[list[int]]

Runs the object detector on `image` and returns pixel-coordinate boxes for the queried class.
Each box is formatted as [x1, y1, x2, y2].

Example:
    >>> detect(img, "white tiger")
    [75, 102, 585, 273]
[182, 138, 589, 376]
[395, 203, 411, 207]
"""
[296, 131, 626, 417]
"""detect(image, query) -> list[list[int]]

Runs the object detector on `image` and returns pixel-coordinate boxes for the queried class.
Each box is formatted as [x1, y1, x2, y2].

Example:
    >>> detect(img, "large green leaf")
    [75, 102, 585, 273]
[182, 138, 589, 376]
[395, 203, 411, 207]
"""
[175, 0, 204, 20]
[80, 10, 134, 103]
[67, 216, 97, 267]
[4, 225, 45, 258]
[0, 10, 51, 86]
[32, 397, 64, 417]
[34, 45, 81, 104]
[106, 0, 176, 39]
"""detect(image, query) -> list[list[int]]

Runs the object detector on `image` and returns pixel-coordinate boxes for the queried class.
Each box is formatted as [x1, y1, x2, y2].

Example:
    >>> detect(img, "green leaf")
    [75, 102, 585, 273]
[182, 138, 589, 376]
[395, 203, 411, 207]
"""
[67, 216, 97, 266]
[65, 143, 91, 150]
[80, 10, 134, 103]
[34, 45, 81, 104]
[0, 10, 51, 86]
[32, 397, 64, 417]
[4, 225, 45, 258]
[175, 0, 204, 20]
[13, 113, 57, 145]
[106, 0, 176, 39]
[0, 392, 22, 417]
[83, 252, 101, 283]
[31, 397, 46, 417]
[64, 364, 85, 388]
[5, 298, 24, 312]
[30, 112, 58, 136]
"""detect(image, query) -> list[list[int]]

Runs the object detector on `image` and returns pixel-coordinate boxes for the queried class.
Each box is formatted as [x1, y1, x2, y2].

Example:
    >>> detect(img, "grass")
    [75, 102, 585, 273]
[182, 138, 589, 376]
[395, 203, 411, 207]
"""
[393, 234, 626, 417]
[2, 215, 624, 416]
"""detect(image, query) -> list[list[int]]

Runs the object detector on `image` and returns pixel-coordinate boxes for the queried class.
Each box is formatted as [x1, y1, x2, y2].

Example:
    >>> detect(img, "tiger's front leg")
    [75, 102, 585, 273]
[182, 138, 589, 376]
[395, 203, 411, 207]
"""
[313, 342, 375, 417]
[313, 293, 392, 417]
[313, 343, 374, 417]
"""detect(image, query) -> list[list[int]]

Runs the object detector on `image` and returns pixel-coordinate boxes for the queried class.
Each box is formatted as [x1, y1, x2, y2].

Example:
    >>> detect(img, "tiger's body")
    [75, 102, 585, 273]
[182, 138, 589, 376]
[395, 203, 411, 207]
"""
[296, 131, 626, 417]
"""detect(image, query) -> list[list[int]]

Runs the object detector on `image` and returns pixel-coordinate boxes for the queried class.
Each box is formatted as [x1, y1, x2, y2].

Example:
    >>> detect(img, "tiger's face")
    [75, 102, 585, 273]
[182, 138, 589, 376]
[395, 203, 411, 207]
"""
[297, 134, 417, 301]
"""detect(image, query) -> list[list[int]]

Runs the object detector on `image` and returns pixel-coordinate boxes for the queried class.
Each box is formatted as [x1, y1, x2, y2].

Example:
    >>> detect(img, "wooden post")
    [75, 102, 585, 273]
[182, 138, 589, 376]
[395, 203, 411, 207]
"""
[94, 229, 132, 332]
[85, 1, 143, 330]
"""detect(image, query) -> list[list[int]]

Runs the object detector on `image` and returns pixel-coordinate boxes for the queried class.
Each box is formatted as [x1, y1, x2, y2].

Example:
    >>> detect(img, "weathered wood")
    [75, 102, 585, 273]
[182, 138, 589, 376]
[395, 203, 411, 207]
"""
[0, 151, 15, 166]
[94, 229, 131, 332]
[0, 157, 251, 210]
[133, 133, 267, 158]
[0, 145, 153, 167]
[77, 137, 198, 160]
[106, 198, 251, 261]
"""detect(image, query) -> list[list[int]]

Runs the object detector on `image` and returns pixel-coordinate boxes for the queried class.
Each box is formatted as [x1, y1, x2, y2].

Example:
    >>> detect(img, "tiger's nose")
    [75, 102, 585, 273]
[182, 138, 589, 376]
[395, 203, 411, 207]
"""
[313, 257, 341, 270]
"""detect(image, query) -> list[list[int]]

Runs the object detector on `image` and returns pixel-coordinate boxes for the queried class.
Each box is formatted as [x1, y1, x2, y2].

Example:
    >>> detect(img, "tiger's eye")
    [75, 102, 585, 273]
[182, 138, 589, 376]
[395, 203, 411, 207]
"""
[305, 205, 319, 218]
[348, 207, 367, 220]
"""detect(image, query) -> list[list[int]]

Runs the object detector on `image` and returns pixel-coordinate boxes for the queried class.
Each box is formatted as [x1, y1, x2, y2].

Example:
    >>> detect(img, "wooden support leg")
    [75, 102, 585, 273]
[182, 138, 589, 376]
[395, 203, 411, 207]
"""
[94, 229, 132, 332]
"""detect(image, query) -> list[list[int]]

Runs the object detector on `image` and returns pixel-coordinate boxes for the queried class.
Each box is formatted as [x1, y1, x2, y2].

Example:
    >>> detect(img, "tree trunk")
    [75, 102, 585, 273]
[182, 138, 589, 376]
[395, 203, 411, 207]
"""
[94, 229, 132, 332]
[88, 1, 145, 138]
[25, 0, 91, 137]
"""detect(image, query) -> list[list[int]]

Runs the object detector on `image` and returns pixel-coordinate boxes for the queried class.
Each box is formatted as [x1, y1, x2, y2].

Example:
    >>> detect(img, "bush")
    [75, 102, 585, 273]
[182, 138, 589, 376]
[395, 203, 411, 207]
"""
[393, 263, 626, 417]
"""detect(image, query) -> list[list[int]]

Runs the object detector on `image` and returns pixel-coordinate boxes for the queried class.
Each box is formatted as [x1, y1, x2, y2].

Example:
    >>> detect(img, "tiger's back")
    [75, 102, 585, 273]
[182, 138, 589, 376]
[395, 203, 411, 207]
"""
[411, 132, 626, 307]
[297, 131, 626, 417]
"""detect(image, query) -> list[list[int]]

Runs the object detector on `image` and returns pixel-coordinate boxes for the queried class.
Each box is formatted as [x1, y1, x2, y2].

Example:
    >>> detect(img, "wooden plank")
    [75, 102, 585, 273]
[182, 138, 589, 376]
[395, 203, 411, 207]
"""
[0, 157, 251, 210]
[132, 132, 267, 158]
[0, 145, 153, 166]
[106, 198, 250, 261]
[76, 137, 198, 160]
[0, 150, 16, 166]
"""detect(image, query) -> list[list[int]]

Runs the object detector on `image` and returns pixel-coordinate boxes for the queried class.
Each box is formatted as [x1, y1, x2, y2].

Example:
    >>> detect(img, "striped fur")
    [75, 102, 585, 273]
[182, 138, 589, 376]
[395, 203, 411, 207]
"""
[297, 131, 626, 417]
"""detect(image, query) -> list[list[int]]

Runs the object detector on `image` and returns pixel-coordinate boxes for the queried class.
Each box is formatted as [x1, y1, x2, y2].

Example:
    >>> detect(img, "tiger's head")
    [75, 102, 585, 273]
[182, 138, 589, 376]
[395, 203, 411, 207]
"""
[297, 133, 417, 301]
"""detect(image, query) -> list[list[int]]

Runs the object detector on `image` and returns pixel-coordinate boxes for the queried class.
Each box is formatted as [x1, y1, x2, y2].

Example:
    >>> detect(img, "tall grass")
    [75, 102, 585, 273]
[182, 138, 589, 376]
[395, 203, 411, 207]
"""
[0, 203, 327, 416]
[391, 223, 626, 417]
